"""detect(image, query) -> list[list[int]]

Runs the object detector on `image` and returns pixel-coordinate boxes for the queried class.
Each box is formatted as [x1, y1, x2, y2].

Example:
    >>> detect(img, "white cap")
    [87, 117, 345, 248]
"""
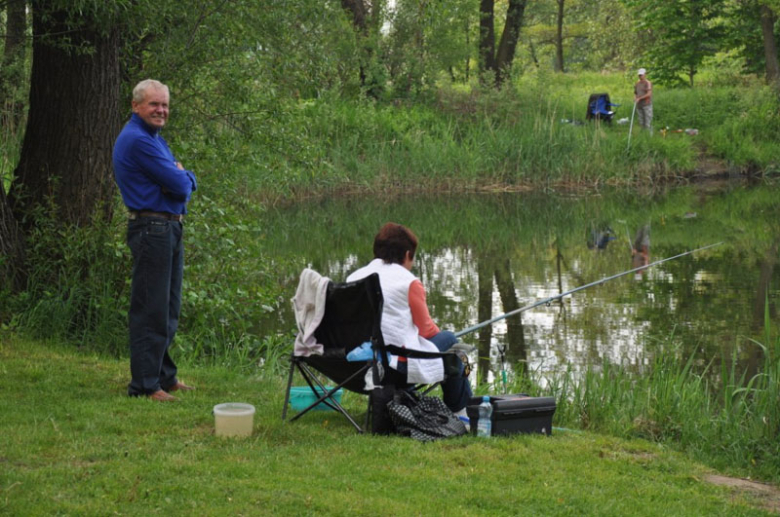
[637, 68, 647, 76]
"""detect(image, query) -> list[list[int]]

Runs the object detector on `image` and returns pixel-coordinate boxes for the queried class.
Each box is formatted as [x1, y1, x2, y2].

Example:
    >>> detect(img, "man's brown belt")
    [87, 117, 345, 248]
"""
[129, 210, 183, 222]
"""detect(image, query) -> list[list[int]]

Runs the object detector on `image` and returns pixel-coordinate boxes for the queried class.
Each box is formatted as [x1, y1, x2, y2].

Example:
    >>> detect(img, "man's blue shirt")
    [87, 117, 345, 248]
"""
[113, 113, 197, 214]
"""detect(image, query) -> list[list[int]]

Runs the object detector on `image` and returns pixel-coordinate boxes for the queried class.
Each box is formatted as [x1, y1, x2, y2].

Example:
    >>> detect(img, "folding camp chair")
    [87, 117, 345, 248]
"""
[282, 271, 462, 434]
[282, 273, 383, 433]
[586, 93, 619, 124]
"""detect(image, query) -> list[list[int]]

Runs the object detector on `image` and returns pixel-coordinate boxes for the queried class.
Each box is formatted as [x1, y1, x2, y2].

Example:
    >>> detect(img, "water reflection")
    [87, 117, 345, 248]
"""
[258, 184, 779, 386]
[631, 224, 651, 279]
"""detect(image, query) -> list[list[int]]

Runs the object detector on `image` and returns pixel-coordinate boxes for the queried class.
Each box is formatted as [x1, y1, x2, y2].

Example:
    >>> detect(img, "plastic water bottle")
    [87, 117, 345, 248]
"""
[476, 396, 492, 437]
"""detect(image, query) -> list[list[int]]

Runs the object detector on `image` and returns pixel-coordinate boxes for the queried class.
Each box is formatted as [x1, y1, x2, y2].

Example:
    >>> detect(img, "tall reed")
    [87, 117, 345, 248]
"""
[525, 309, 780, 481]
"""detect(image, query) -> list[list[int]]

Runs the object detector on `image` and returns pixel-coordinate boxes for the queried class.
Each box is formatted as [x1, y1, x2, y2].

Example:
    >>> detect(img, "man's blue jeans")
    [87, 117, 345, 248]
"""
[427, 330, 473, 412]
[126, 217, 183, 396]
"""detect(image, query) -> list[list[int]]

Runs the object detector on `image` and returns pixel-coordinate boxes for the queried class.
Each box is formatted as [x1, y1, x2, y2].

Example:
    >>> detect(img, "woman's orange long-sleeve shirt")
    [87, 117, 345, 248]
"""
[408, 280, 440, 339]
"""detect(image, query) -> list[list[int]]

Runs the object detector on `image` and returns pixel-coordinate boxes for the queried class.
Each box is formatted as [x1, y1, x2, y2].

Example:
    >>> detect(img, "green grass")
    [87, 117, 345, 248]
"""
[0, 334, 775, 516]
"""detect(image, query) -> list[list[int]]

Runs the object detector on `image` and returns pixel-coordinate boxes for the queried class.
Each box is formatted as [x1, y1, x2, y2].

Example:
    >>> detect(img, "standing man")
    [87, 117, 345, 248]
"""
[634, 68, 653, 133]
[113, 79, 197, 401]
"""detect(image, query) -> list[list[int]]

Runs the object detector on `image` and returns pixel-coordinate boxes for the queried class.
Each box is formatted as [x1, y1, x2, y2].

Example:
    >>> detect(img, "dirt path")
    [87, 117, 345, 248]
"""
[705, 475, 780, 514]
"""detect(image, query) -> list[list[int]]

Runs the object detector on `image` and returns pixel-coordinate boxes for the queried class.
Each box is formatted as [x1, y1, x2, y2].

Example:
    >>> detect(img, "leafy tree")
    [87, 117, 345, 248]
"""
[515, 0, 639, 73]
[758, 2, 780, 83]
[4, 0, 361, 230]
[1, 0, 126, 288]
[578, 0, 636, 71]
[521, 1, 561, 71]
[1, 0, 27, 132]
[0, 180, 24, 290]
[622, 0, 727, 86]
[1, 0, 29, 288]
[555, 0, 566, 72]
[479, 0, 529, 88]
[382, 0, 431, 96]
[424, 0, 478, 83]
[135, 1, 362, 107]
[340, 0, 385, 97]
[719, 0, 779, 83]
[381, 0, 476, 94]
[722, 0, 769, 76]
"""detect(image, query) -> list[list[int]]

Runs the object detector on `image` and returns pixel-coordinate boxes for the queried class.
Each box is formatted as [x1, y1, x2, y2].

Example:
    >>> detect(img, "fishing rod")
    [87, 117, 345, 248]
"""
[626, 100, 637, 151]
[454, 241, 723, 338]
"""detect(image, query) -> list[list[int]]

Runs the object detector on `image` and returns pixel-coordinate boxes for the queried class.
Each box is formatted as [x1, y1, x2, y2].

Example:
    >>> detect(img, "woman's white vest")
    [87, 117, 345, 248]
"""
[347, 259, 443, 383]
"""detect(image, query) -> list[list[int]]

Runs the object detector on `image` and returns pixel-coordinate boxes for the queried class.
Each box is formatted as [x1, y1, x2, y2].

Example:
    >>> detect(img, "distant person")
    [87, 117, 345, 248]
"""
[113, 79, 198, 401]
[347, 222, 473, 418]
[634, 68, 653, 134]
[632, 224, 651, 279]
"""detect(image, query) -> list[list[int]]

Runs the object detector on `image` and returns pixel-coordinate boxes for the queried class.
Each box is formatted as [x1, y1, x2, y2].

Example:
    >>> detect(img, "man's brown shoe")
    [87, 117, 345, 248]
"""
[168, 381, 195, 392]
[148, 390, 177, 402]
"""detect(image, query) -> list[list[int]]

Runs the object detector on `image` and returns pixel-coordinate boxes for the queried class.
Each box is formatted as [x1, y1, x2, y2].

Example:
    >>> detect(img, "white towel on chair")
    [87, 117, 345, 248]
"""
[292, 268, 330, 357]
[407, 356, 444, 385]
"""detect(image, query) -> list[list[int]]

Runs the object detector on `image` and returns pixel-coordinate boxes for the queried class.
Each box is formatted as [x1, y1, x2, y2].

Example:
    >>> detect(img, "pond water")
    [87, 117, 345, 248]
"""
[259, 181, 779, 387]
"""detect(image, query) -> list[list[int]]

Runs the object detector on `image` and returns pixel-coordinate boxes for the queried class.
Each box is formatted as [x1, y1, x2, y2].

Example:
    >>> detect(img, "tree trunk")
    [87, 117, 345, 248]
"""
[760, 4, 780, 84]
[341, 0, 370, 89]
[555, 246, 565, 313]
[528, 39, 539, 68]
[1, 0, 28, 133]
[477, 254, 494, 383]
[465, 19, 471, 82]
[478, 0, 496, 86]
[554, 0, 565, 73]
[494, 0, 528, 88]
[9, 2, 122, 226]
[0, 183, 26, 290]
[494, 259, 526, 366]
[341, 0, 385, 97]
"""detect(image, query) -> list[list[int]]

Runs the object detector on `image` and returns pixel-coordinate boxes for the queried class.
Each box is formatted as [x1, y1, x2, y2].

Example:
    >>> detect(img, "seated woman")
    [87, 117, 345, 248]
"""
[347, 222, 473, 417]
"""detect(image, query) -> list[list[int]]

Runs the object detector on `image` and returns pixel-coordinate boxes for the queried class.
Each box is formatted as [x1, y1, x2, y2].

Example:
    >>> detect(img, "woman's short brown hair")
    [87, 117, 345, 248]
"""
[373, 222, 418, 265]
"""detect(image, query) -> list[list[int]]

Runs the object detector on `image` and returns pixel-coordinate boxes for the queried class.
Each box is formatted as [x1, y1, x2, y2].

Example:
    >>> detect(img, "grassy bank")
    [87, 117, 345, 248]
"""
[546, 336, 780, 482]
[179, 72, 779, 202]
[1, 335, 776, 516]
[474, 313, 780, 484]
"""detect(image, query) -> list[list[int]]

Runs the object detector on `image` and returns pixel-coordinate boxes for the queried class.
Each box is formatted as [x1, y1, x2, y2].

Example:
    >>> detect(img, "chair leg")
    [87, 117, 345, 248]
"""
[293, 362, 367, 433]
[365, 391, 373, 433]
[281, 353, 296, 421]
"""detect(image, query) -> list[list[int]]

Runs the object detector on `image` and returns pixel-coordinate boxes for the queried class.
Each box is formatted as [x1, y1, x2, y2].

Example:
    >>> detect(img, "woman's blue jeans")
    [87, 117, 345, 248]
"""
[126, 217, 183, 396]
[427, 330, 473, 412]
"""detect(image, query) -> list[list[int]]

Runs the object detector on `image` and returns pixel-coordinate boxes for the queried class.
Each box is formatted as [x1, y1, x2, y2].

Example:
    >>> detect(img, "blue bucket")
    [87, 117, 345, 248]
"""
[289, 386, 343, 412]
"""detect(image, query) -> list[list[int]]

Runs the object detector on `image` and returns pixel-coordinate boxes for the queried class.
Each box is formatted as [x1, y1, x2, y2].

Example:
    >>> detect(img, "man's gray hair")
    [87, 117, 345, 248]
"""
[132, 79, 169, 103]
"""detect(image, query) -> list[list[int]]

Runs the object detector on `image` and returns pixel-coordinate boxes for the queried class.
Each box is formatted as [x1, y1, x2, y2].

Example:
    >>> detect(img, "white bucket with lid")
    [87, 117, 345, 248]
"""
[213, 403, 255, 437]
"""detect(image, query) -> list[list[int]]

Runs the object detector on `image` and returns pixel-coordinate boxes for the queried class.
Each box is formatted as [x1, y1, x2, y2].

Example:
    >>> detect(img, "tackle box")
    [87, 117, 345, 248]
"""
[466, 394, 556, 436]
